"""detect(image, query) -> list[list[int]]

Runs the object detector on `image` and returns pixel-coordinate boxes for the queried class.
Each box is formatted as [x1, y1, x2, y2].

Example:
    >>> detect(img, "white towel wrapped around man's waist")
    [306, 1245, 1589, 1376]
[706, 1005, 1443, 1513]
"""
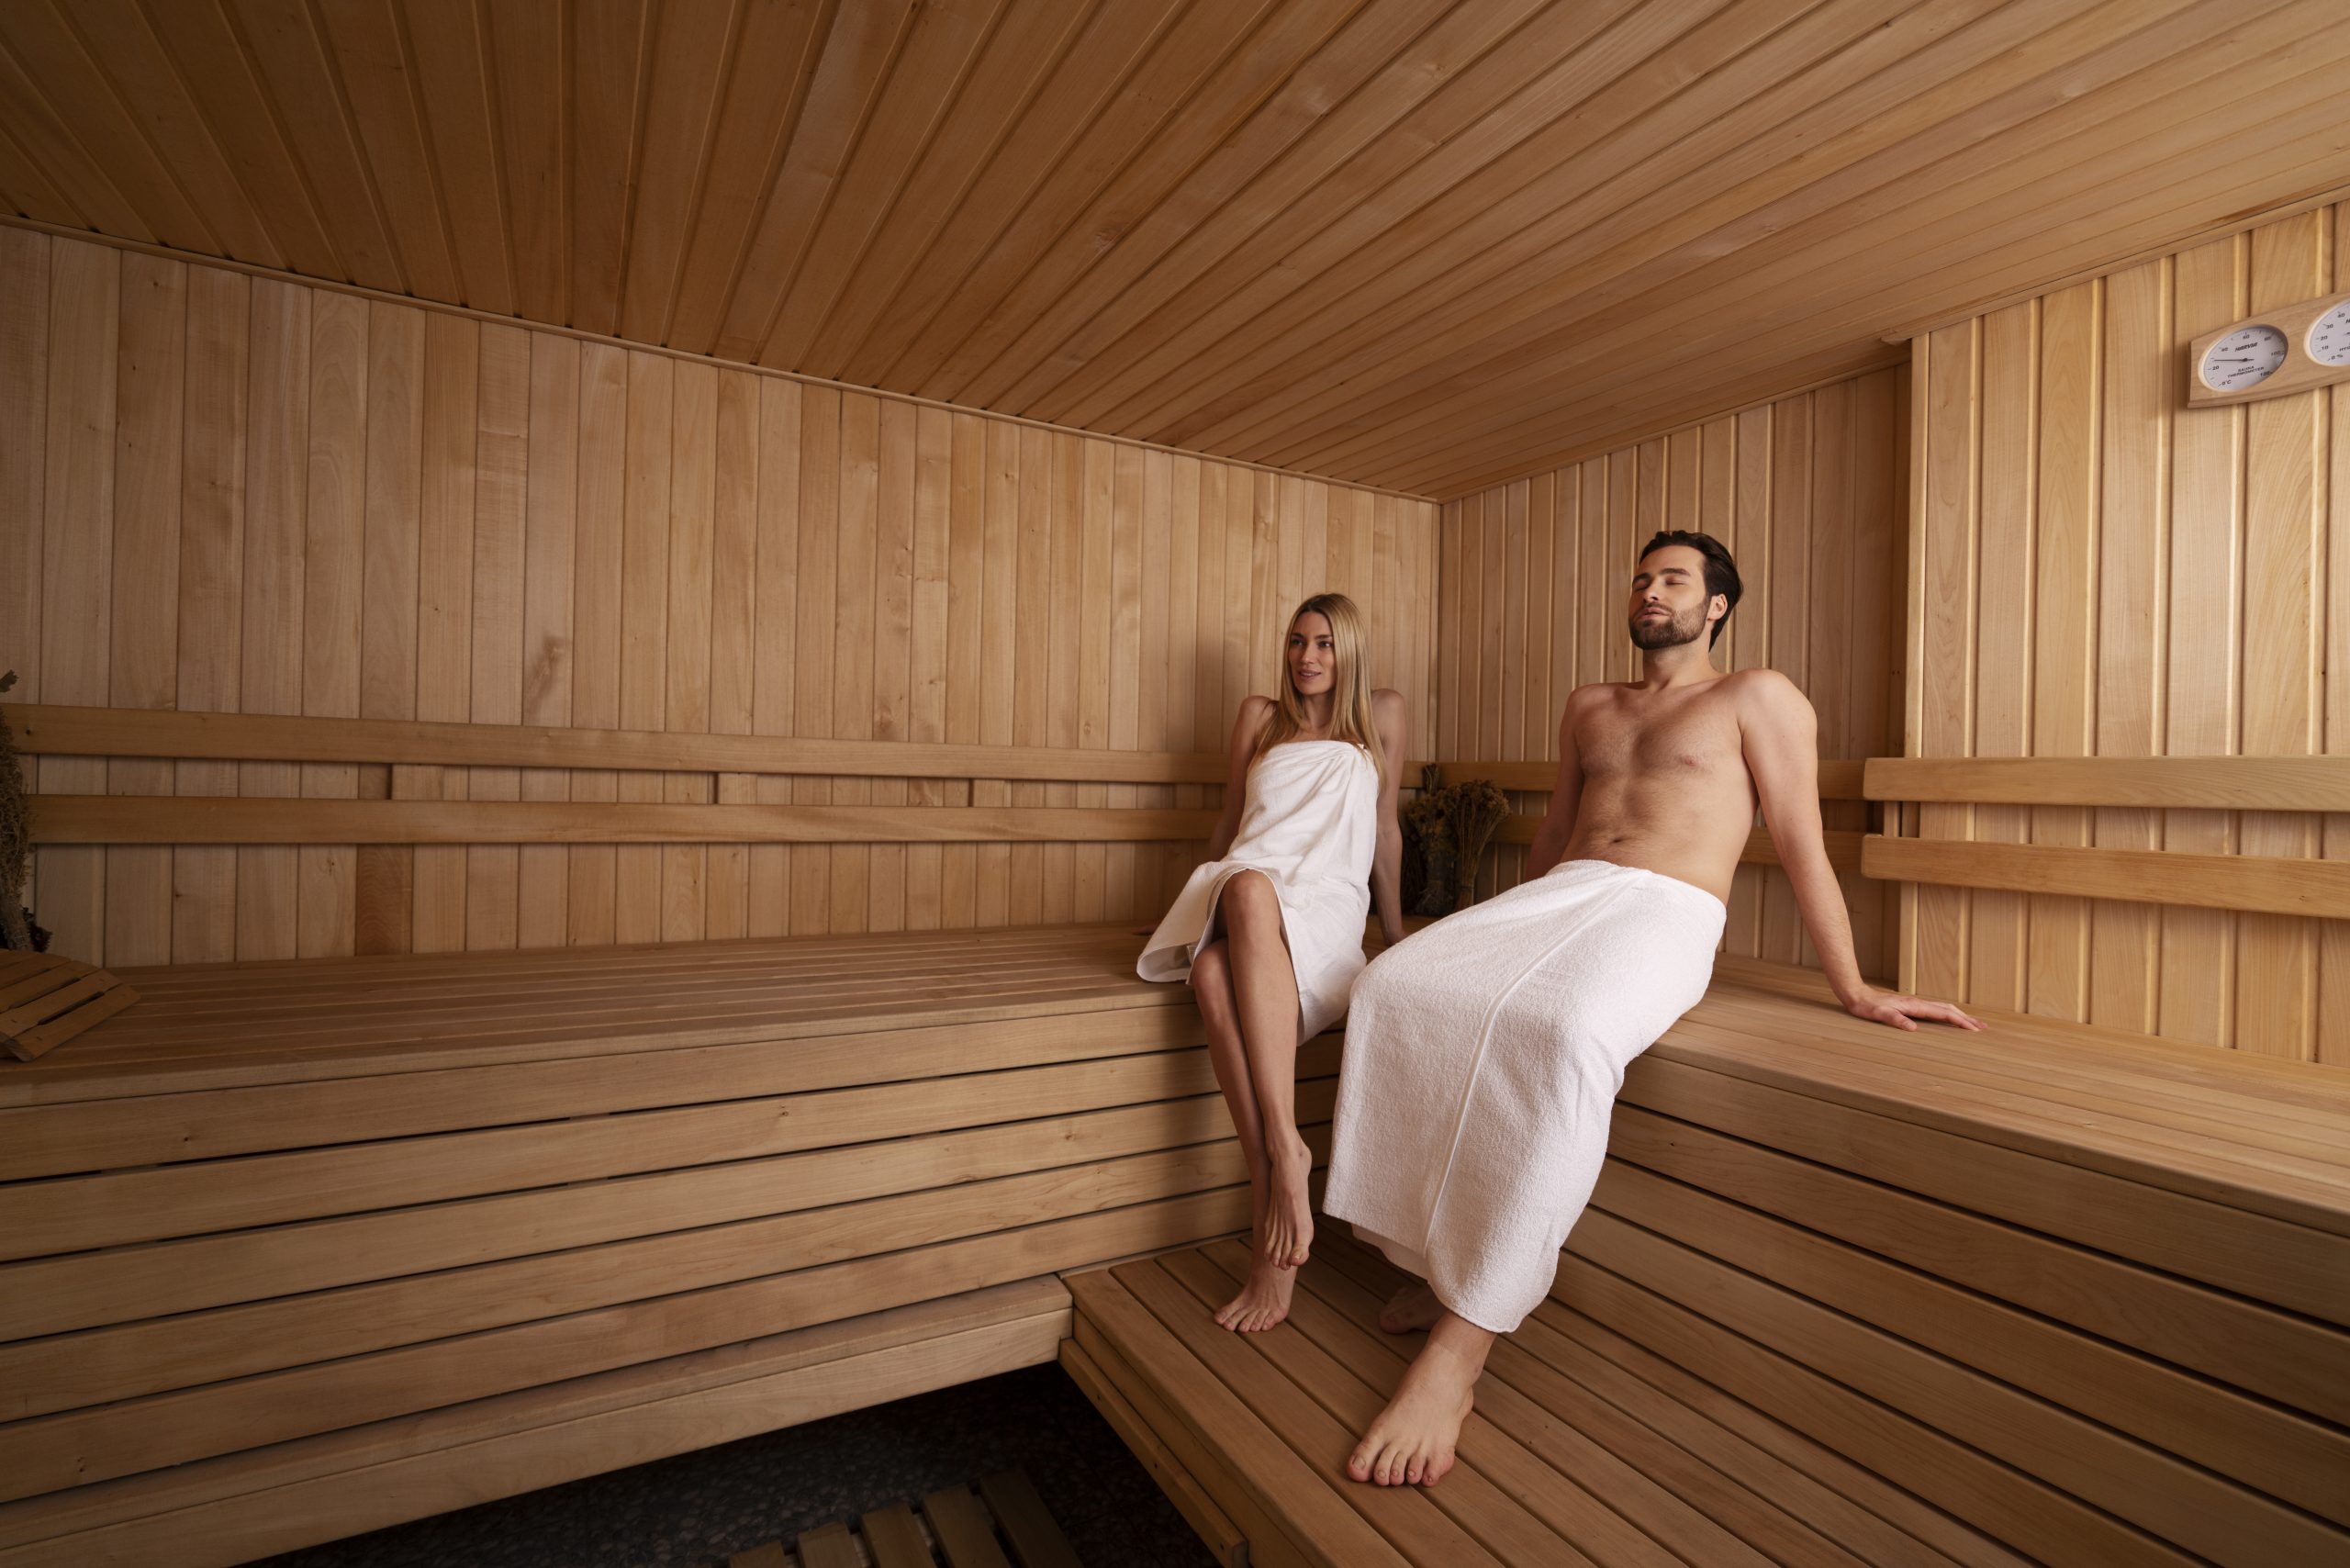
[1323, 858, 1724, 1332]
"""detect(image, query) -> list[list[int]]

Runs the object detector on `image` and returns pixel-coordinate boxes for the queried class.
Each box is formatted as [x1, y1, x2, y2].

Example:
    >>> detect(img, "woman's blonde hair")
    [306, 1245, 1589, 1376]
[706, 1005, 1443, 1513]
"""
[1251, 592, 1383, 785]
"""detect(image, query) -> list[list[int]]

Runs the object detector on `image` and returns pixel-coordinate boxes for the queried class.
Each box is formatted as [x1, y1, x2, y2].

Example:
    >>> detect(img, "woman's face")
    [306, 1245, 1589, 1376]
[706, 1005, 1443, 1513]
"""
[1288, 612, 1337, 700]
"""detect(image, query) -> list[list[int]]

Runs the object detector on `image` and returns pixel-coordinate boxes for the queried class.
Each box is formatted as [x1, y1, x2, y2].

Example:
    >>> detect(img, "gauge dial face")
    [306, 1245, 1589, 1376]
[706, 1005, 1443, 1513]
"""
[2307, 300, 2350, 367]
[2199, 324, 2288, 391]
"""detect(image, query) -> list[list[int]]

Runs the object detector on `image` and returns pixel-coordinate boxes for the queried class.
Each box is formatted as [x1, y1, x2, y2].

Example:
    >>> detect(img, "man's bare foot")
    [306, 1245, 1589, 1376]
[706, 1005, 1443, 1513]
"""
[1263, 1133, 1315, 1269]
[1378, 1282, 1444, 1334]
[1348, 1334, 1480, 1487]
[1213, 1249, 1297, 1332]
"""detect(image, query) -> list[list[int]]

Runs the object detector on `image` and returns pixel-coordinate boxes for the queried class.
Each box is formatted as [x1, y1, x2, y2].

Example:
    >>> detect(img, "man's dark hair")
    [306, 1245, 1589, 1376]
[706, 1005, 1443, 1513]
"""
[1638, 530, 1741, 646]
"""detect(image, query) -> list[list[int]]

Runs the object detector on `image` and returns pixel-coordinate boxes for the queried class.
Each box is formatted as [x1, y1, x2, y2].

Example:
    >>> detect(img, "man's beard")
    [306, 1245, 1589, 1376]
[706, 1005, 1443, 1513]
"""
[1628, 604, 1706, 650]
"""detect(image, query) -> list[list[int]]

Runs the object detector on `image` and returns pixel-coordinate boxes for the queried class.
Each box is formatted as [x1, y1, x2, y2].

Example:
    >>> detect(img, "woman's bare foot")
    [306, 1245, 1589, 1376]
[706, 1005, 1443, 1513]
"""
[1347, 1323, 1485, 1487]
[1263, 1133, 1315, 1269]
[1378, 1282, 1445, 1334]
[1213, 1249, 1298, 1332]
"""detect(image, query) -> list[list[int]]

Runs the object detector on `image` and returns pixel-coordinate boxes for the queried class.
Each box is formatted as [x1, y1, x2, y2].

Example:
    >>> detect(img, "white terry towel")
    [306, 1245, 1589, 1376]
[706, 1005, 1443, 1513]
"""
[1137, 739, 1379, 1038]
[1323, 858, 1724, 1332]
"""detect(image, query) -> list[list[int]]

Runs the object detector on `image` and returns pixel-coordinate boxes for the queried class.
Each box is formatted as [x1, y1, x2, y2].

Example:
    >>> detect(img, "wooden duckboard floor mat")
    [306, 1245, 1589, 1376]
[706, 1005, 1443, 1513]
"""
[711, 1469, 1080, 1568]
[1067, 1232, 2029, 1568]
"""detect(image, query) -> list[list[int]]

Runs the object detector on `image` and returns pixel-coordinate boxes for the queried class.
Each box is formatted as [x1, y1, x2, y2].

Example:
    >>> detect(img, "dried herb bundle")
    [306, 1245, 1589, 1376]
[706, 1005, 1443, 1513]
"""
[0, 672, 33, 951]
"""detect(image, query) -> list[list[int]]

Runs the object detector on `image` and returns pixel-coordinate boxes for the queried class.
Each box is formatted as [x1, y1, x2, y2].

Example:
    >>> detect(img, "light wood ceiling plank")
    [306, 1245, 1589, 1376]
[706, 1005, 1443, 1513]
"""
[313, 0, 464, 303]
[399, 0, 518, 315]
[661, 0, 837, 357]
[222, 0, 407, 290]
[1328, 6, 2344, 489]
[946, 0, 1460, 412]
[829, 0, 1240, 387]
[1250, 0, 2297, 474]
[0, 39, 153, 242]
[1172, 0, 2143, 464]
[1113, 0, 1969, 449]
[21, 0, 284, 265]
[486, 0, 568, 325]
[790, 0, 1113, 378]
[569, 0, 655, 337]
[0, 0, 225, 255]
[1059, 0, 1871, 435]
[1409, 118, 2350, 495]
[994, 0, 1560, 422]
[617, 0, 743, 343]
[764, 0, 1085, 374]
[6, 0, 2346, 492]
[753, 0, 1012, 370]
[128, 0, 344, 278]
[711, 0, 919, 361]
[883, 0, 1363, 398]
[0, 122, 82, 229]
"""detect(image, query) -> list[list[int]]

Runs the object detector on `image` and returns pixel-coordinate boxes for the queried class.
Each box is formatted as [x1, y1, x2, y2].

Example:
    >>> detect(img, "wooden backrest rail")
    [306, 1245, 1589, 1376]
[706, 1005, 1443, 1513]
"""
[1862, 837, 2350, 921]
[1865, 755, 2350, 810]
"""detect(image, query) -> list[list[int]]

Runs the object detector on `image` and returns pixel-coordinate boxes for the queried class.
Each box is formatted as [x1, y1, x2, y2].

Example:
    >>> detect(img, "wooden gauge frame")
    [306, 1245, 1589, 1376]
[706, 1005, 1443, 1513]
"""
[2187, 289, 2350, 408]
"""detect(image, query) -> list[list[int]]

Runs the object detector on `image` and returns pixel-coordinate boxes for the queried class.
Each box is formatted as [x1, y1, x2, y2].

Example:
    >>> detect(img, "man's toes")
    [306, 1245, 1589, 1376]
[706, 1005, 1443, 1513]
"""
[1346, 1441, 1375, 1482]
[1404, 1453, 1426, 1485]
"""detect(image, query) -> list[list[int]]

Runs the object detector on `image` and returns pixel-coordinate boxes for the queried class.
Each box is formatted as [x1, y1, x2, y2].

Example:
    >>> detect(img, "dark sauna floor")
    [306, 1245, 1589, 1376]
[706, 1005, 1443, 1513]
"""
[253, 1362, 1214, 1568]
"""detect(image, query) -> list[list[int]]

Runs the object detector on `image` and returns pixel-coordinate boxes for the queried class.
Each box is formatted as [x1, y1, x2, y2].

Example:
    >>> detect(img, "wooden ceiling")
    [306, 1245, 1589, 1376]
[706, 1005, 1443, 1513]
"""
[3, 0, 2346, 499]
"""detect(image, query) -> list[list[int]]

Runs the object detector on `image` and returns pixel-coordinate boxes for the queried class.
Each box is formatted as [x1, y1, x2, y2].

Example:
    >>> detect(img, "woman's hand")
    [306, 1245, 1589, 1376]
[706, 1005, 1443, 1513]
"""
[1840, 985, 1984, 1032]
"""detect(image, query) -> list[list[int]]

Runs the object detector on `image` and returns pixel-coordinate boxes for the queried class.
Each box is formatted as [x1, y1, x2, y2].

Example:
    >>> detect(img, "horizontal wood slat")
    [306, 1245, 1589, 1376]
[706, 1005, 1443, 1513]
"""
[13, 704, 1234, 785]
[1863, 835, 2350, 921]
[1865, 756, 2350, 810]
[28, 798, 1225, 846]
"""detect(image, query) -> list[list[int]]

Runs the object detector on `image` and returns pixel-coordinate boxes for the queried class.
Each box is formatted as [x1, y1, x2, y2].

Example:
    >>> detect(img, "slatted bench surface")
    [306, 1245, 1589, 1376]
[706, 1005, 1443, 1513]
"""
[1074, 959, 2350, 1568]
[0, 924, 1326, 1568]
[0, 924, 1195, 1103]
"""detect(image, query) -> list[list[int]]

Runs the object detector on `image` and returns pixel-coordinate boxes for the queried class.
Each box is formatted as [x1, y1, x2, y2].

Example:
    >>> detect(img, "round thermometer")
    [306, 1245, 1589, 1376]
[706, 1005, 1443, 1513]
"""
[2199, 324, 2287, 392]
[2307, 299, 2350, 367]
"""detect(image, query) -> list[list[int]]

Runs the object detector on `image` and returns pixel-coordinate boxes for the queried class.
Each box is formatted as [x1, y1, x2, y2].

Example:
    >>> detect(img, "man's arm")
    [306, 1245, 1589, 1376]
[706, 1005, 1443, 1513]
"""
[1742, 672, 1982, 1032]
[1526, 691, 1587, 880]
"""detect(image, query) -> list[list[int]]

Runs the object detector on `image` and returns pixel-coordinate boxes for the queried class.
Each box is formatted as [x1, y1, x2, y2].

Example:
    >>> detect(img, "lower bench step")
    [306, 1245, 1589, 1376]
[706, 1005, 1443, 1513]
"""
[1064, 1234, 2023, 1568]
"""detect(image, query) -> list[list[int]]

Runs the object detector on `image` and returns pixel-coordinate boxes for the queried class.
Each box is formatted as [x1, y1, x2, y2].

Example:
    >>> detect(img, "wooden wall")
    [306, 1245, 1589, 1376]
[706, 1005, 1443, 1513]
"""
[0, 230, 1438, 969]
[1438, 367, 1907, 982]
[1908, 200, 2349, 1063]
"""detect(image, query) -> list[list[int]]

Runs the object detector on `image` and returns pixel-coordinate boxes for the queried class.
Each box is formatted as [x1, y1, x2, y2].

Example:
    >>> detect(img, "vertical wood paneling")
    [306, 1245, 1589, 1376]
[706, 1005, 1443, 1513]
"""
[1436, 367, 1907, 980]
[103, 253, 182, 968]
[297, 289, 364, 958]
[173, 264, 247, 964]
[234, 277, 305, 961]
[16, 235, 1440, 963]
[1910, 201, 2350, 1061]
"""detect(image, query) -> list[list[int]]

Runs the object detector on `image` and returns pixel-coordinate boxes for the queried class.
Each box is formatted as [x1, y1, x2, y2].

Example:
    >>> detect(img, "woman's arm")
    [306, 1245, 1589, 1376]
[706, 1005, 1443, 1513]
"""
[1370, 689, 1409, 946]
[1205, 696, 1274, 863]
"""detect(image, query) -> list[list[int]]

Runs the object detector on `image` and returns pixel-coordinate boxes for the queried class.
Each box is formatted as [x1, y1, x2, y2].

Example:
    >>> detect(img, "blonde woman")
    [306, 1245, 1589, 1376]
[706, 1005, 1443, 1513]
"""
[1138, 593, 1408, 1330]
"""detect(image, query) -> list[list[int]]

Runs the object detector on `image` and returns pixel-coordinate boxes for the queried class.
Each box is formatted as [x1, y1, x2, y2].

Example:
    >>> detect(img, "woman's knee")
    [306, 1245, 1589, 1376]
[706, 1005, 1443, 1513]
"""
[1222, 869, 1280, 932]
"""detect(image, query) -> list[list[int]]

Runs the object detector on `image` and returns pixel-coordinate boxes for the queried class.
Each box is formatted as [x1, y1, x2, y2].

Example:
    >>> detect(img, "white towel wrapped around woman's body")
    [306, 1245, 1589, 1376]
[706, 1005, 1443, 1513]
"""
[1136, 739, 1379, 1037]
[1324, 858, 1724, 1332]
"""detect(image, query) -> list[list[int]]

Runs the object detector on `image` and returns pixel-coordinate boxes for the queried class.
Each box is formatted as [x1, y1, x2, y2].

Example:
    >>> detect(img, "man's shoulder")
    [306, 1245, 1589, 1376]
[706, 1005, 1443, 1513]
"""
[1718, 666, 1805, 703]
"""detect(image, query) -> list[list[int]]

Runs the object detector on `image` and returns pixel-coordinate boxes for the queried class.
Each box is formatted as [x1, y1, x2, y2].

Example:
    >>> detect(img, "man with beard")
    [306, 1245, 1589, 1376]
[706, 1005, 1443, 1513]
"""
[1321, 530, 1979, 1489]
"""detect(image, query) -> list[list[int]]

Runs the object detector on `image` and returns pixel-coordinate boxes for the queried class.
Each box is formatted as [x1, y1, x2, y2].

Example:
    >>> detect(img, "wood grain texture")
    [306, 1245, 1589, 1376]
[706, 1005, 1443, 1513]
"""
[6, 0, 2346, 494]
[1904, 199, 2350, 1060]
[8, 234, 1437, 964]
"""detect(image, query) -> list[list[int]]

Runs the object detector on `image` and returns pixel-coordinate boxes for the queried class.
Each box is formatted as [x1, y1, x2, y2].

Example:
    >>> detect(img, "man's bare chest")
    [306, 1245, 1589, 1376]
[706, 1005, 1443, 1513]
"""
[1574, 700, 1745, 786]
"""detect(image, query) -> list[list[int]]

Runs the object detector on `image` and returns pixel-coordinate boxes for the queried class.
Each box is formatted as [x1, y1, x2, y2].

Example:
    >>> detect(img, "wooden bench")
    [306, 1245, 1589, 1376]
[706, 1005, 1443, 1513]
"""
[1069, 955, 2350, 1568]
[0, 924, 1343, 1568]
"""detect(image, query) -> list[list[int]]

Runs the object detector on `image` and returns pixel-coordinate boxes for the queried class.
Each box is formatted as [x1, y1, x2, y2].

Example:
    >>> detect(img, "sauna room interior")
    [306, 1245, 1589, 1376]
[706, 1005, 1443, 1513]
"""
[1, 3, 2346, 1566]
